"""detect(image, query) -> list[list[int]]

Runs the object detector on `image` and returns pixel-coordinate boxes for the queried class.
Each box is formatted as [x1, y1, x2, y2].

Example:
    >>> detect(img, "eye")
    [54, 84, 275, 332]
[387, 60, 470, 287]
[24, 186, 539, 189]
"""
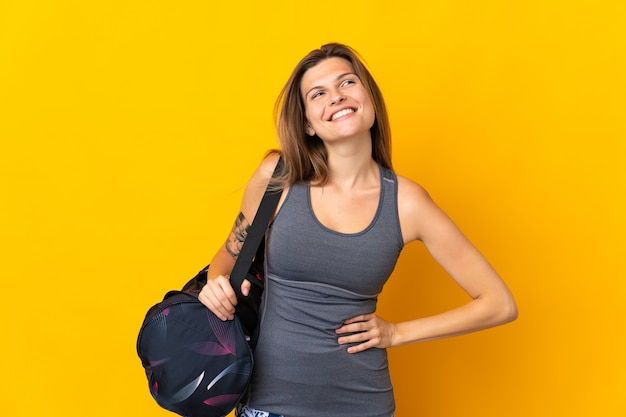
[310, 90, 324, 100]
[341, 79, 356, 87]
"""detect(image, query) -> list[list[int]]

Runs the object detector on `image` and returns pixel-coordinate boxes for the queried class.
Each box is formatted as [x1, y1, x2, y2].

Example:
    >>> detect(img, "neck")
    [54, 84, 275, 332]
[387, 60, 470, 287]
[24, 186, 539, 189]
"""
[324, 138, 378, 189]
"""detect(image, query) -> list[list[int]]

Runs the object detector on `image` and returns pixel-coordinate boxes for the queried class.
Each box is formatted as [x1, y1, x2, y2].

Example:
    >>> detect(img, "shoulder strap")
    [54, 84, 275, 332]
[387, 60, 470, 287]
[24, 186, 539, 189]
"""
[229, 157, 283, 293]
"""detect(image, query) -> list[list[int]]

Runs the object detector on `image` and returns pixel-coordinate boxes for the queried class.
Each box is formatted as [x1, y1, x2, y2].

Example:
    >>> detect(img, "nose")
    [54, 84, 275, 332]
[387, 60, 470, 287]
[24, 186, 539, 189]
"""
[331, 93, 345, 105]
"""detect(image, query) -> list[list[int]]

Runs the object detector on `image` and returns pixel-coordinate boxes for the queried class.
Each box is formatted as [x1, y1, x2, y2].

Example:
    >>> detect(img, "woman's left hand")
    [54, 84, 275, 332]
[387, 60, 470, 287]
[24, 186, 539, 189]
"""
[336, 313, 398, 353]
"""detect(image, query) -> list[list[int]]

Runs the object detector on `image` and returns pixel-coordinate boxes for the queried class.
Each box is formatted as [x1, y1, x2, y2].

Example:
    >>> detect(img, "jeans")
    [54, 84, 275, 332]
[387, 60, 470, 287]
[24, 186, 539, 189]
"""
[236, 404, 394, 417]
[236, 404, 284, 417]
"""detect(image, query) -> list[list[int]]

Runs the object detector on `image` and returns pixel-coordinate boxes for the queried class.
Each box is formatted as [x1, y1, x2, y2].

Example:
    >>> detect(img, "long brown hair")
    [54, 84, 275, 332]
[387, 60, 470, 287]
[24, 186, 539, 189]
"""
[271, 43, 392, 186]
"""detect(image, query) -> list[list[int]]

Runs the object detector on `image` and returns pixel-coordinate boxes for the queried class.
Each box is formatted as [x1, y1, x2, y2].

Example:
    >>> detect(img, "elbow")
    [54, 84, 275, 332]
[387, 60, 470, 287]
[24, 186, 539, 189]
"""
[496, 294, 518, 325]
[480, 291, 518, 327]
[504, 302, 519, 324]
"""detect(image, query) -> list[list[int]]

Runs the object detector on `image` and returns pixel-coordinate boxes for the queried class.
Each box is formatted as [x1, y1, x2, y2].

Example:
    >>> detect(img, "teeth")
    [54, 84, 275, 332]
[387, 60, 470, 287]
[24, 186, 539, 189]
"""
[331, 108, 354, 120]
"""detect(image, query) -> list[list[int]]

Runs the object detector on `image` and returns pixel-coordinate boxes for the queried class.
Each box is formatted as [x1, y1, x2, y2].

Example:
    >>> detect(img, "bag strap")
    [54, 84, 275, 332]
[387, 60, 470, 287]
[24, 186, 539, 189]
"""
[229, 157, 283, 295]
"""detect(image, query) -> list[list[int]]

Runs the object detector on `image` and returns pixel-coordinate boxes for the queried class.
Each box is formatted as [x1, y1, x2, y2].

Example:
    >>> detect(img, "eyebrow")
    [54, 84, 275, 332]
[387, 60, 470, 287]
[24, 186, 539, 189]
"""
[304, 72, 357, 98]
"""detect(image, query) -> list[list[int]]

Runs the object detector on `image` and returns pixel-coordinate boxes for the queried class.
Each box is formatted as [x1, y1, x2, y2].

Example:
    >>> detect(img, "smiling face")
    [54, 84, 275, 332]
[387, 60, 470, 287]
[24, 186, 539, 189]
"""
[300, 57, 376, 143]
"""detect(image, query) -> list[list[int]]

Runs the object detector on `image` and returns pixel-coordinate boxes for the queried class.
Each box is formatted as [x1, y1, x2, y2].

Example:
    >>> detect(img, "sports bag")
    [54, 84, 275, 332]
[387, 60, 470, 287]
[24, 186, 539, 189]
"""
[137, 159, 282, 417]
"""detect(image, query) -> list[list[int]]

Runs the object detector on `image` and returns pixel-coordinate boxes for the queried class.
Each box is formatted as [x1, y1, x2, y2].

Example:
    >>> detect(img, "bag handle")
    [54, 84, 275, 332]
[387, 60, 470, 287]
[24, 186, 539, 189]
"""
[229, 157, 283, 297]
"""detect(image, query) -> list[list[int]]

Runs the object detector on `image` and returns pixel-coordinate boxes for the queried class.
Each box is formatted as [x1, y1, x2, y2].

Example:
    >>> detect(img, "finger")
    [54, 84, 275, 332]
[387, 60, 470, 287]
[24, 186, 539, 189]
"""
[202, 277, 237, 320]
[214, 289, 237, 321]
[241, 279, 251, 297]
[337, 331, 369, 345]
[198, 291, 231, 321]
[202, 291, 234, 321]
[347, 340, 375, 354]
[216, 276, 238, 305]
[336, 319, 373, 335]
[337, 331, 378, 353]
[342, 313, 374, 325]
[342, 324, 380, 340]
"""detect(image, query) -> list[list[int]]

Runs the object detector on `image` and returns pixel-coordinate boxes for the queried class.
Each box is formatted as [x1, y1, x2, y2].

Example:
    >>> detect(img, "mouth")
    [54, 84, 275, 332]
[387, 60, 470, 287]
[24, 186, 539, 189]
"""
[329, 108, 356, 121]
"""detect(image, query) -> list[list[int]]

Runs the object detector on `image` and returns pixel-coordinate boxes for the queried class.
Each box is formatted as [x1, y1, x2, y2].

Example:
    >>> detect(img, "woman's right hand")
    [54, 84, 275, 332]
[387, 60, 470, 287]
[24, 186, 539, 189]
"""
[198, 275, 252, 321]
[198, 275, 238, 321]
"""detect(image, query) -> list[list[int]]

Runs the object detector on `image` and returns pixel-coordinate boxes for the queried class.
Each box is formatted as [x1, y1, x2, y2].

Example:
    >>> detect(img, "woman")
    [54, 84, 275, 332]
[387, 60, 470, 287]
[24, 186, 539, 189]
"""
[199, 43, 518, 417]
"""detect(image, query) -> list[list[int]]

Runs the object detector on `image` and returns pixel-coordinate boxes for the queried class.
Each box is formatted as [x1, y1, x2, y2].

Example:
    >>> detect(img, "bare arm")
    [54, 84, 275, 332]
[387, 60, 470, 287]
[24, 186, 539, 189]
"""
[337, 177, 517, 352]
[198, 153, 281, 320]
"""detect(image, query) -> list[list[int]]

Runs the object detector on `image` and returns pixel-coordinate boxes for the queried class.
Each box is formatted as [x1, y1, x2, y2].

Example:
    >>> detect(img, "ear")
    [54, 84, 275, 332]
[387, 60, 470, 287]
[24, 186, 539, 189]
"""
[305, 122, 315, 136]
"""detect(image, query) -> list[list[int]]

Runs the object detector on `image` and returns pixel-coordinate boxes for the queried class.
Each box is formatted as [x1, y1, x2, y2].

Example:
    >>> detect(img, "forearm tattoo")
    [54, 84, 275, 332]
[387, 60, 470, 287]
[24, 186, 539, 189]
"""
[226, 212, 250, 258]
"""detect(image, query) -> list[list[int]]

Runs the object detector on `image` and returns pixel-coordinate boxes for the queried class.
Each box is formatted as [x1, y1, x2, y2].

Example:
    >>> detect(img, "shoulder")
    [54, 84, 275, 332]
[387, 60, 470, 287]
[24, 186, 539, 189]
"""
[239, 152, 282, 219]
[247, 152, 282, 189]
[253, 152, 281, 180]
[396, 174, 433, 212]
[395, 174, 446, 244]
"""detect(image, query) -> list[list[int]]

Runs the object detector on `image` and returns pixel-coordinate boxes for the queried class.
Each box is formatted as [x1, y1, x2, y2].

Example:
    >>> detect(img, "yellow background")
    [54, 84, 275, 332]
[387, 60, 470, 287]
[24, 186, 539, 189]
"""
[1, 1, 624, 416]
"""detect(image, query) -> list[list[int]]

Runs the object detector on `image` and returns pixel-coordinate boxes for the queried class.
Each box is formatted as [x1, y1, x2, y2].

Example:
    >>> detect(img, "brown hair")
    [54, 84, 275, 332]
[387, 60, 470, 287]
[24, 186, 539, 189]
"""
[271, 43, 392, 186]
